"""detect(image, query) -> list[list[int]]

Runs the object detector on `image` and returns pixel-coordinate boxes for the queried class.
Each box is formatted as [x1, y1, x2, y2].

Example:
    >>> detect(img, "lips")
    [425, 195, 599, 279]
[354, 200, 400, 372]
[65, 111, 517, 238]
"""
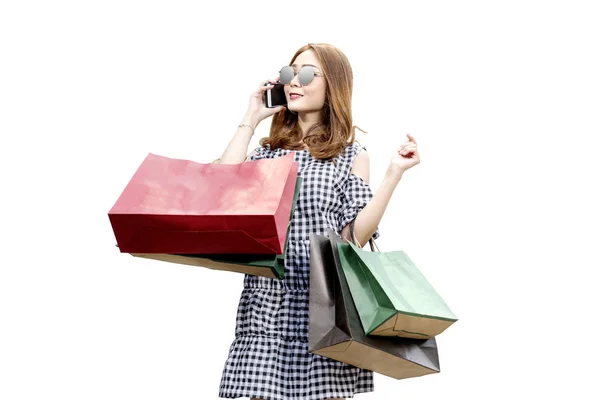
[289, 92, 303, 100]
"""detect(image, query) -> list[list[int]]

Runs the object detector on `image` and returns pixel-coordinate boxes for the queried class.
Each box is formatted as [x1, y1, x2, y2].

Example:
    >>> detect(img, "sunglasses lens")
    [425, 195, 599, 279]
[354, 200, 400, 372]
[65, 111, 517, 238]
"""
[298, 67, 315, 85]
[279, 66, 294, 84]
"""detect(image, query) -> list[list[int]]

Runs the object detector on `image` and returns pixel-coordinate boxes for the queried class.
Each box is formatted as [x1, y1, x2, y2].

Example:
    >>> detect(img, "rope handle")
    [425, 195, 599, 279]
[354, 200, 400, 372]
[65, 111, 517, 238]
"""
[349, 218, 380, 252]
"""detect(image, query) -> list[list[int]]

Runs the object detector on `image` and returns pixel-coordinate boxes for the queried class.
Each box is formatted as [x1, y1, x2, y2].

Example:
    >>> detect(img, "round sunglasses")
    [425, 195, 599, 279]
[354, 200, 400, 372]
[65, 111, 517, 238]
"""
[278, 65, 325, 86]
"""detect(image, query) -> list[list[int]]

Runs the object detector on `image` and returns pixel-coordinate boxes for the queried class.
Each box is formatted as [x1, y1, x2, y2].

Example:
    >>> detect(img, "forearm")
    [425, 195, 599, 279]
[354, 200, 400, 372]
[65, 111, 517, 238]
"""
[218, 114, 258, 164]
[342, 169, 404, 247]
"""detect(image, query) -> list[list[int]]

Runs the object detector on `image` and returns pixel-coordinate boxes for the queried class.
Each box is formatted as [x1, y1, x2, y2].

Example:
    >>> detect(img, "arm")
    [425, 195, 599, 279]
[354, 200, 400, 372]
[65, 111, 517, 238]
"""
[341, 150, 403, 247]
[217, 78, 285, 165]
[341, 133, 421, 247]
[216, 114, 258, 164]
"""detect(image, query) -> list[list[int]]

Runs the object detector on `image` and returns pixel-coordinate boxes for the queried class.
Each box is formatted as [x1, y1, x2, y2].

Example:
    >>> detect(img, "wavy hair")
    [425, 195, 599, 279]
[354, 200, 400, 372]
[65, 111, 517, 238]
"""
[260, 43, 366, 161]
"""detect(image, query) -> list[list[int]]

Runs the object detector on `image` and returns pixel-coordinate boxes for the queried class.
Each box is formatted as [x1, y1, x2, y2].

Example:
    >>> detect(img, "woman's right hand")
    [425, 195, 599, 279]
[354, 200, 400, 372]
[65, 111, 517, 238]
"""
[243, 77, 286, 127]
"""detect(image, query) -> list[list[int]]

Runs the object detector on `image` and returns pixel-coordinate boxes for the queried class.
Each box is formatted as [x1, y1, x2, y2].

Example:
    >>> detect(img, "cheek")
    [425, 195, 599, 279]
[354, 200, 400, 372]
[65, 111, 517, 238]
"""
[307, 85, 327, 104]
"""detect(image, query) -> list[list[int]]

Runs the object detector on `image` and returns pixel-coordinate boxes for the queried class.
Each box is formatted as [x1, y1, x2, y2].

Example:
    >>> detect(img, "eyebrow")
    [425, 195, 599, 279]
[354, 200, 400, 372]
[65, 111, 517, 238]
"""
[291, 63, 319, 68]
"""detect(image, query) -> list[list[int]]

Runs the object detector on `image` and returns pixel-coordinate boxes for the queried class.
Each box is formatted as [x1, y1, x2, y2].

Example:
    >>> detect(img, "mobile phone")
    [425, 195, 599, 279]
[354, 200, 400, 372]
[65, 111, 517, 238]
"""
[264, 83, 287, 108]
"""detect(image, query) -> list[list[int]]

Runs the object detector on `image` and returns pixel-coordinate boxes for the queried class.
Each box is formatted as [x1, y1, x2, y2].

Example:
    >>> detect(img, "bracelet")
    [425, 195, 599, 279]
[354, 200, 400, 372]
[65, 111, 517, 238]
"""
[238, 124, 254, 134]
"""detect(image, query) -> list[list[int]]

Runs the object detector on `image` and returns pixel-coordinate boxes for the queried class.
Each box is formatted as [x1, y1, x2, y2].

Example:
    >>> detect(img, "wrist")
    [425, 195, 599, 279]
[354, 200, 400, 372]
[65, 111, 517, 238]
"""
[385, 167, 404, 183]
[241, 113, 259, 130]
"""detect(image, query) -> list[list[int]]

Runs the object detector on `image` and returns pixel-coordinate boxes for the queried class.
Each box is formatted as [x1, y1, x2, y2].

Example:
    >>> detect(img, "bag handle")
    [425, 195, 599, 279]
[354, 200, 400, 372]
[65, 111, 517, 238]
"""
[349, 218, 381, 252]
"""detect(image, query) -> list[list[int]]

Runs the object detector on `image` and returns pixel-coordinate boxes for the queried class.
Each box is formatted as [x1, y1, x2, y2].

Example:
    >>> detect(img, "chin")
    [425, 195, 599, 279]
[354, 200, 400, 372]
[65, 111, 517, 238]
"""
[286, 104, 302, 113]
[287, 103, 317, 113]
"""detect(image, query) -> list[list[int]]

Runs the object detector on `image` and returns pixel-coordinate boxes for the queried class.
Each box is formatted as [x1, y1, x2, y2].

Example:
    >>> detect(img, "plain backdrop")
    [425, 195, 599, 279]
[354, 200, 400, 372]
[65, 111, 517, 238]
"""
[1, 1, 599, 399]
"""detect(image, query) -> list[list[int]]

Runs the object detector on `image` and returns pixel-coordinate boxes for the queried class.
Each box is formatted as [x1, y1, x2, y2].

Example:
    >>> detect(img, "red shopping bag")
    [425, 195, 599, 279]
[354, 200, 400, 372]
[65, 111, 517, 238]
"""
[108, 152, 298, 254]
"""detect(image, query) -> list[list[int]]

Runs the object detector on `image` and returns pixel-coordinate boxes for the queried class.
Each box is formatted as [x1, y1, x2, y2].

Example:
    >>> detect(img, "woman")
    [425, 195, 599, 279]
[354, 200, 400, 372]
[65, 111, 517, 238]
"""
[217, 43, 420, 400]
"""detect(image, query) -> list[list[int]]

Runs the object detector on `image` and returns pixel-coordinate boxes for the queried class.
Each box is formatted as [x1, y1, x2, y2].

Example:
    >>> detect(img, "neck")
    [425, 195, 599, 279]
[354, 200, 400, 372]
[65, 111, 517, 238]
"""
[297, 110, 323, 139]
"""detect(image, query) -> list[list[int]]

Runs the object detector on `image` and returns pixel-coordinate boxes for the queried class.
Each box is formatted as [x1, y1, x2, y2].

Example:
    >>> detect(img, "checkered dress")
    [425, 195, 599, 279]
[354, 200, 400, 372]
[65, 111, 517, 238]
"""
[218, 141, 380, 400]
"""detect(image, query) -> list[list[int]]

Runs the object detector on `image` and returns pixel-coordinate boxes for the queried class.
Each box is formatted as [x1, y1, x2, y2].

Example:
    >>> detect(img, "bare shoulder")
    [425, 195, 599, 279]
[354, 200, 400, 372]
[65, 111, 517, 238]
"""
[350, 143, 370, 184]
[353, 145, 370, 164]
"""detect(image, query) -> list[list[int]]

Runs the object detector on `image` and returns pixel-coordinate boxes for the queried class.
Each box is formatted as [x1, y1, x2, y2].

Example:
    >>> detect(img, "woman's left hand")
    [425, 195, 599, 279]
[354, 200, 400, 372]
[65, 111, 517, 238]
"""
[388, 133, 420, 178]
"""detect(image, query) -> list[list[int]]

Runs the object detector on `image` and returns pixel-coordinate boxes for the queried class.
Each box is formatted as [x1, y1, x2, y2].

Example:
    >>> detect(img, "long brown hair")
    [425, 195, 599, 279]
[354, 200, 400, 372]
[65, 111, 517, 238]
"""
[260, 43, 366, 161]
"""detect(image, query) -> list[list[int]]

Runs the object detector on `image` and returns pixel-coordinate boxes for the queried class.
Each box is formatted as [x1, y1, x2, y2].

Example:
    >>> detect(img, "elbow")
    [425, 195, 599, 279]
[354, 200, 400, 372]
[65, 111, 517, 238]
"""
[341, 223, 352, 243]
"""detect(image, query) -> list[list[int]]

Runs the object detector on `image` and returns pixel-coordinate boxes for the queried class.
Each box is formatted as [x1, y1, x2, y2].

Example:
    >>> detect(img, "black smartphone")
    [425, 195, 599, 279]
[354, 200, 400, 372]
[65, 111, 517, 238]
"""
[264, 83, 287, 108]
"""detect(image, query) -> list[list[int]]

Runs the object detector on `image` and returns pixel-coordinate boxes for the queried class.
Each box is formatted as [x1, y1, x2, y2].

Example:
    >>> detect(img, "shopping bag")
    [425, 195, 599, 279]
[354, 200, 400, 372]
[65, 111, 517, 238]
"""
[336, 234, 457, 339]
[108, 152, 298, 254]
[129, 178, 303, 279]
[130, 252, 286, 279]
[308, 230, 440, 380]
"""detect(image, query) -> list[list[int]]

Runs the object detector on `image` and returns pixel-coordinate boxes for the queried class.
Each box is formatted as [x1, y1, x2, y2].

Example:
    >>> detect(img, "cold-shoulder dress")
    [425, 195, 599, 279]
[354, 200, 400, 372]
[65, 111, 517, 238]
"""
[219, 141, 381, 400]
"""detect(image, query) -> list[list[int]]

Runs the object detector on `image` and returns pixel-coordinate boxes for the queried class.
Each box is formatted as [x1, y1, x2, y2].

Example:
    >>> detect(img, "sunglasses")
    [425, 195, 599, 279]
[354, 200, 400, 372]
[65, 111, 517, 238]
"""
[278, 65, 325, 86]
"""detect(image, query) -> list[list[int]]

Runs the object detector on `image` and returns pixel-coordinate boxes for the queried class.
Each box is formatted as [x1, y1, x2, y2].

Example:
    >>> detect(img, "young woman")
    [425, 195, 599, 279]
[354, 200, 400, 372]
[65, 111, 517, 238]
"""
[217, 43, 420, 400]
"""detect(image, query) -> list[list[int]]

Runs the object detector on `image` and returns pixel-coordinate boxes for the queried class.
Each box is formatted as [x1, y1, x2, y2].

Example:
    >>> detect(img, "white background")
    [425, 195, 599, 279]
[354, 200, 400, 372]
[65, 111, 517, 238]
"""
[1, 0, 599, 399]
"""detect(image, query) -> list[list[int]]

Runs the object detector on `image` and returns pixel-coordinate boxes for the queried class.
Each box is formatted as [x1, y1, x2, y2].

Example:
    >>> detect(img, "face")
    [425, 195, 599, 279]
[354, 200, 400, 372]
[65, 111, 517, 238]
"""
[281, 49, 327, 114]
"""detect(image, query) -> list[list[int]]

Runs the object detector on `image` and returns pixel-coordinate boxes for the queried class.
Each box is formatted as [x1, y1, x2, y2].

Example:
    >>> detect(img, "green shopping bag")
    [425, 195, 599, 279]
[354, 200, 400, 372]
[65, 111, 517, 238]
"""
[336, 221, 457, 338]
[133, 251, 287, 279]
[131, 178, 302, 279]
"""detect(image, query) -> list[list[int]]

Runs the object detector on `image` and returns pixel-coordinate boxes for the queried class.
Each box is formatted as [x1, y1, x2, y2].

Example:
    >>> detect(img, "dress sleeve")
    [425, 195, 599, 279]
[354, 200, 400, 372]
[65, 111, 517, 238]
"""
[247, 145, 268, 161]
[338, 146, 381, 240]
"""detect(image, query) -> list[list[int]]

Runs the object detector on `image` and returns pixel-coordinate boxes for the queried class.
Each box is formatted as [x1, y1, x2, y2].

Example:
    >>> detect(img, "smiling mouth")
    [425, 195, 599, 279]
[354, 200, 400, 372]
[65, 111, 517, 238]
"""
[289, 93, 303, 100]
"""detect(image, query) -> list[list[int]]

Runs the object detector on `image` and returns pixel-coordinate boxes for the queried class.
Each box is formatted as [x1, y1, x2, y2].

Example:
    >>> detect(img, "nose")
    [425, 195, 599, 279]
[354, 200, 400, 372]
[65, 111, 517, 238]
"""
[289, 72, 302, 88]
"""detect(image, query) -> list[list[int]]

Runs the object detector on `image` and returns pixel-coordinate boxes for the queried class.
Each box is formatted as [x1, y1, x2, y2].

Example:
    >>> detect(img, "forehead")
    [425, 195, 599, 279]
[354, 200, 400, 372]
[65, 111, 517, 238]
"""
[291, 49, 322, 69]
